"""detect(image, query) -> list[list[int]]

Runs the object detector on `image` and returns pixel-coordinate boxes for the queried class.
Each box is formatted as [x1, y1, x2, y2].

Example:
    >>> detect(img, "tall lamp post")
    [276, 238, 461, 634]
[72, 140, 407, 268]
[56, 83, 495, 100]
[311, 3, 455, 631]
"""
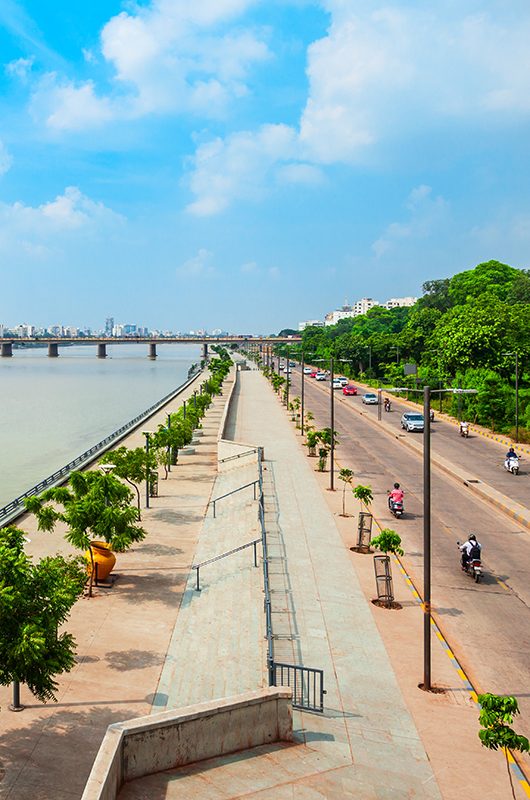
[142, 431, 155, 509]
[503, 351, 520, 443]
[386, 385, 476, 691]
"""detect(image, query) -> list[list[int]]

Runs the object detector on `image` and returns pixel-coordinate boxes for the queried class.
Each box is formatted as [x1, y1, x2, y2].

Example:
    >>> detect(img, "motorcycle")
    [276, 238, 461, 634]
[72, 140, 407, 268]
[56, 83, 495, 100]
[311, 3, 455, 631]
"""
[504, 456, 520, 475]
[457, 541, 483, 583]
[388, 496, 404, 518]
[460, 423, 469, 438]
[429, 409, 434, 422]
[384, 399, 391, 412]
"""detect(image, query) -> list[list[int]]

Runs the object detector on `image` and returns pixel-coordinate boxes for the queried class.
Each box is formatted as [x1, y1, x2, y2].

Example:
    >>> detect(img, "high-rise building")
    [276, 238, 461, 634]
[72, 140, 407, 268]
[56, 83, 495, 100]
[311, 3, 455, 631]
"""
[105, 317, 114, 336]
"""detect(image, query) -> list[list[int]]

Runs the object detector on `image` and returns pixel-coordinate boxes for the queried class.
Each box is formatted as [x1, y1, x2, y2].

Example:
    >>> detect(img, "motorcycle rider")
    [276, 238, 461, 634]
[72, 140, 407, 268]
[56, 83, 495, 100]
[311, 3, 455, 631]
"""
[505, 446, 518, 468]
[460, 420, 469, 435]
[384, 397, 391, 412]
[459, 534, 482, 569]
[388, 482, 404, 510]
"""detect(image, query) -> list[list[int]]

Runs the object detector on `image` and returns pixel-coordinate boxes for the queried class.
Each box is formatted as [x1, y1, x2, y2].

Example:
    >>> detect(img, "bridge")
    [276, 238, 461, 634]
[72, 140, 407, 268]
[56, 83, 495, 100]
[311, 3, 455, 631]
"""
[0, 335, 300, 359]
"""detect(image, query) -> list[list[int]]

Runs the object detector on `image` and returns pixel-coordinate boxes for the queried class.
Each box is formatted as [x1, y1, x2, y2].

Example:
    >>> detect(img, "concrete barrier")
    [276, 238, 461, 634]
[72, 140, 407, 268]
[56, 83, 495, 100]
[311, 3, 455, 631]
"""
[81, 688, 292, 800]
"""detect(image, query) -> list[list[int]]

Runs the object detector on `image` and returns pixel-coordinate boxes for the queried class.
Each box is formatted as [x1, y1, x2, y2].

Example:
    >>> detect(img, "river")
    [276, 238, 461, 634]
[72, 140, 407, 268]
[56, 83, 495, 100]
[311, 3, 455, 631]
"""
[0, 343, 201, 507]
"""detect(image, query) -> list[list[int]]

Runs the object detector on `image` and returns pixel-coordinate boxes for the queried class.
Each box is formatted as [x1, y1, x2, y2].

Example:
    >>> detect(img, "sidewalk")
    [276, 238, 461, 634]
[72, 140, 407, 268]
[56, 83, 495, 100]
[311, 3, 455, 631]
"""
[0, 371, 228, 800]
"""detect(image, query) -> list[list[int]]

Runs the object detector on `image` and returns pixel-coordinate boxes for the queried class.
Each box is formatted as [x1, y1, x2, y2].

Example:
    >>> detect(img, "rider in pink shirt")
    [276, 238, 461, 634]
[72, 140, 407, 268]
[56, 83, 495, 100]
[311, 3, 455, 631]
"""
[389, 483, 404, 506]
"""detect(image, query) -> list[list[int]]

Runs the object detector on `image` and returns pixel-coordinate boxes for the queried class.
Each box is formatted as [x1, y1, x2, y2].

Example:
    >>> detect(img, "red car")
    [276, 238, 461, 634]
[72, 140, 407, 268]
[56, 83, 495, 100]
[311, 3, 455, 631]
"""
[342, 385, 357, 396]
[310, 371, 318, 378]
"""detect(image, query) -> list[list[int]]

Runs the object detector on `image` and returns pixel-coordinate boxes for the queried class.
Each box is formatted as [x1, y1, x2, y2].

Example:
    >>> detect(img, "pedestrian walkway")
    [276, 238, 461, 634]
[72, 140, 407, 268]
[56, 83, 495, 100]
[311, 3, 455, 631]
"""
[121, 368, 442, 799]
[0, 370, 228, 800]
[153, 461, 265, 710]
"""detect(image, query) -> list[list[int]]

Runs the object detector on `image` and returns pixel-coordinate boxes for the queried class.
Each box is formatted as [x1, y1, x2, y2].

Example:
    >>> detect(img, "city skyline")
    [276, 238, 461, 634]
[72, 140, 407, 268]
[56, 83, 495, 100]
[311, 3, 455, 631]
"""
[1, 2, 530, 332]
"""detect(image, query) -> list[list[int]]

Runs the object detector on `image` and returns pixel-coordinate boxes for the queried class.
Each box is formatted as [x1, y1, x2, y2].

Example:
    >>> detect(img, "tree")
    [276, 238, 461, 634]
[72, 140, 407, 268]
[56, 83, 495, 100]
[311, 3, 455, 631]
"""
[25, 471, 146, 597]
[477, 693, 530, 800]
[100, 447, 157, 518]
[370, 529, 404, 556]
[338, 468, 354, 516]
[352, 484, 373, 510]
[0, 525, 85, 704]
[449, 260, 518, 305]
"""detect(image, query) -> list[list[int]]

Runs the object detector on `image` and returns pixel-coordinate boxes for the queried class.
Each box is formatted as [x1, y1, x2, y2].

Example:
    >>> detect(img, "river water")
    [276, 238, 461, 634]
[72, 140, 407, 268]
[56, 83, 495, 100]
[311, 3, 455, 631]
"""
[0, 343, 201, 507]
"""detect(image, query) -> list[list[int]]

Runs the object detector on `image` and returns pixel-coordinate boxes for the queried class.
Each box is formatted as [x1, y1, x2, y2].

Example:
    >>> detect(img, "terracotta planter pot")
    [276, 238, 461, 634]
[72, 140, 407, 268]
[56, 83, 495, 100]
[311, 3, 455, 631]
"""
[85, 541, 116, 581]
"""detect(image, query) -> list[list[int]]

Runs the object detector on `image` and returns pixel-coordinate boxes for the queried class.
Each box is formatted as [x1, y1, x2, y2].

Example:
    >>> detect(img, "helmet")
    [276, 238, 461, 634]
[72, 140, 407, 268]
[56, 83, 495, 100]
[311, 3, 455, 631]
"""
[394, 482, 400, 489]
[469, 534, 477, 541]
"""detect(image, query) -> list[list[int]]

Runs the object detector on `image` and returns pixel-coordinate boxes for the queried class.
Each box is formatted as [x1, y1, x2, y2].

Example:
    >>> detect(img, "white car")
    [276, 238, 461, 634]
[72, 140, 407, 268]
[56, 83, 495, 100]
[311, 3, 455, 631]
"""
[315, 372, 327, 381]
[362, 393, 378, 405]
[331, 379, 342, 389]
[337, 377, 348, 386]
[303, 367, 312, 374]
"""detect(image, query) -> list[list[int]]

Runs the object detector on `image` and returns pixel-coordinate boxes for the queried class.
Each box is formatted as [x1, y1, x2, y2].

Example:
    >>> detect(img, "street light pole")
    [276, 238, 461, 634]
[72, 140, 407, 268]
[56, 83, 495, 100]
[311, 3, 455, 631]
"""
[330, 355, 335, 491]
[143, 432, 151, 509]
[285, 347, 290, 409]
[515, 351, 519, 443]
[167, 412, 172, 473]
[301, 350, 305, 436]
[423, 386, 431, 691]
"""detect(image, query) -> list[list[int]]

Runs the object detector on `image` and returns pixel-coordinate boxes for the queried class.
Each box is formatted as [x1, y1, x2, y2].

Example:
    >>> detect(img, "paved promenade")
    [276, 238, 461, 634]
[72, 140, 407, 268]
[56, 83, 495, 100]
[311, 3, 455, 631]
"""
[0, 370, 226, 799]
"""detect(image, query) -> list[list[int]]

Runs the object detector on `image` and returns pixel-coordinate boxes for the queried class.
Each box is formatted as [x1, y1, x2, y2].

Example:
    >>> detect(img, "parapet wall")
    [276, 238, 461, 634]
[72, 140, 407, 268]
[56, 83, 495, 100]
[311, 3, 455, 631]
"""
[81, 688, 292, 800]
[217, 365, 262, 469]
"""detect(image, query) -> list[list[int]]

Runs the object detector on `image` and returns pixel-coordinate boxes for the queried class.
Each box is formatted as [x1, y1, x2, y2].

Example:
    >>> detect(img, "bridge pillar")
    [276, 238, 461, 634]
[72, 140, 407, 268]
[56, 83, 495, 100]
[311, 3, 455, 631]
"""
[48, 342, 59, 358]
[97, 343, 107, 359]
[202, 342, 208, 361]
[148, 343, 157, 360]
[1, 342, 13, 357]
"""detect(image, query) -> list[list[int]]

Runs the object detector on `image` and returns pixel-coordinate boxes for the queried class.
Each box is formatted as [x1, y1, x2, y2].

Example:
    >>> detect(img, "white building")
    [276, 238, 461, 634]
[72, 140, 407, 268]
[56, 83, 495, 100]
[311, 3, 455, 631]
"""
[298, 320, 324, 331]
[352, 297, 380, 316]
[384, 296, 417, 309]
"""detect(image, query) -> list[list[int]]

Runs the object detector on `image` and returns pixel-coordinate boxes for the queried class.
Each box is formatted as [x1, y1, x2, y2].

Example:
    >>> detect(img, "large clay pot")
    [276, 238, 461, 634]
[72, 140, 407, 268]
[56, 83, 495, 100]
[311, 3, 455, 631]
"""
[85, 541, 116, 581]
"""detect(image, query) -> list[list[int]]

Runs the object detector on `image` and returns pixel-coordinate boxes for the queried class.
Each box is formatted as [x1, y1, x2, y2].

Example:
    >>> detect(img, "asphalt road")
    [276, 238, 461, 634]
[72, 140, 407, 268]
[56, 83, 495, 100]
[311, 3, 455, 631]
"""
[288, 368, 530, 741]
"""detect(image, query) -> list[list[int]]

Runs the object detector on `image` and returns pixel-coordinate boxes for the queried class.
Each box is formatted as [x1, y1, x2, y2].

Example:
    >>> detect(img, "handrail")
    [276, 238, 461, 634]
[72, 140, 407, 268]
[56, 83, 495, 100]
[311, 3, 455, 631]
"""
[218, 448, 259, 464]
[210, 480, 258, 517]
[0, 365, 202, 526]
[192, 538, 261, 591]
[257, 446, 275, 686]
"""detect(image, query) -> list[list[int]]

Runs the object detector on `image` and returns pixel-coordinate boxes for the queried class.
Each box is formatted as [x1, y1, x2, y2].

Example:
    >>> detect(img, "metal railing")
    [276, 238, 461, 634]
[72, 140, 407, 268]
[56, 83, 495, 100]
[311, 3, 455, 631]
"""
[258, 449, 275, 688]
[210, 480, 259, 517]
[192, 538, 261, 591]
[218, 448, 259, 464]
[0, 366, 202, 526]
[272, 662, 325, 712]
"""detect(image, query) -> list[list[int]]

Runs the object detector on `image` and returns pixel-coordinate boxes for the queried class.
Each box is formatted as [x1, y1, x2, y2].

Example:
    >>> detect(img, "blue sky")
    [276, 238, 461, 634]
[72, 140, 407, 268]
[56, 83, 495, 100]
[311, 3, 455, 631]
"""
[1, 0, 530, 333]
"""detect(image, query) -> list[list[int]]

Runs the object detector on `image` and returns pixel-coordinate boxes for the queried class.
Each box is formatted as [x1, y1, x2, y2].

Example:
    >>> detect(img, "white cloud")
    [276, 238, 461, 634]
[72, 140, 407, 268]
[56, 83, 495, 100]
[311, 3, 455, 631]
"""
[186, 123, 297, 215]
[176, 248, 215, 277]
[372, 185, 449, 257]
[35, 0, 269, 130]
[0, 187, 124, 254]
[240, 260, 258, 274]
[5, 56, 34, 80]
[0, 141, 13, 176]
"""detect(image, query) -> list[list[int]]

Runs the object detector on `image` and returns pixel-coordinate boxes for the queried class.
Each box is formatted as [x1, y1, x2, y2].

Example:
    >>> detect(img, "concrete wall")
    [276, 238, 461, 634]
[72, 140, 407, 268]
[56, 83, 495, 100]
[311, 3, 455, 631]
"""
[217, 366, 262, 469]
[81, 688, 292, 800]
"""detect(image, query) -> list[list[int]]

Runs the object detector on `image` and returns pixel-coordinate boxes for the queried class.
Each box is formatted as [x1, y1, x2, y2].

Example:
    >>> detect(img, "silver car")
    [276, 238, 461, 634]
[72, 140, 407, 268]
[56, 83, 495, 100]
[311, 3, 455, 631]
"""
[401, 412, 425, 432]
[362, 393, 378, 405]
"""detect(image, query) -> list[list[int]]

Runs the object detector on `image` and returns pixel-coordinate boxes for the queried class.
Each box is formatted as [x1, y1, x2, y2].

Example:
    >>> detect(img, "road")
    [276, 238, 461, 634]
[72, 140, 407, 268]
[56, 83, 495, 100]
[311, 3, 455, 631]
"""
[288, 367, 530, 743]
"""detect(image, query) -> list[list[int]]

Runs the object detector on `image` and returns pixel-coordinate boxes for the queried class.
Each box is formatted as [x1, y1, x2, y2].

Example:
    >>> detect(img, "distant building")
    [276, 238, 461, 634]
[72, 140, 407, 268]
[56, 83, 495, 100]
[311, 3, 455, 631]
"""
[298, 320, 324, 331]
[105, 317, 114, 336]
[352, 297, 379, 316]
[384, 297, 417, 309]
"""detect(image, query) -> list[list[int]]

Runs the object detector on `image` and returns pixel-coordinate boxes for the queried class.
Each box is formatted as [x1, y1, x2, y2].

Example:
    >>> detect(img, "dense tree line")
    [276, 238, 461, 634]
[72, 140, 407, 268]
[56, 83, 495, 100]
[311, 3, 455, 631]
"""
[292, 261, 530, 436]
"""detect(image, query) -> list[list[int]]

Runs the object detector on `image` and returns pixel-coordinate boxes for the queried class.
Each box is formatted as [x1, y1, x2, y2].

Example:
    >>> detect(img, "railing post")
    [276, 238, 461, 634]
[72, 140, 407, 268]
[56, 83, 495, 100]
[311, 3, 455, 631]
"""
[253, 540, 258, 567]
[213, 500, 216, 518]
[253, 481, 257, 500]
[195, 567, 200, 592]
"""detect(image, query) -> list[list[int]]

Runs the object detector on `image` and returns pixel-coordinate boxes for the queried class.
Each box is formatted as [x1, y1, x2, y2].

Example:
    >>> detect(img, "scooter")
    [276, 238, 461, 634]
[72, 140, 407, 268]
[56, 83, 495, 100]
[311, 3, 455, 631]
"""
[457, 541, 483, 583]
[504, 456, 520, 475]
[388, 496, 404, 518]
[429, 409, 434, 422]
[460, 423, 469, 438]
[384, 399, 391, 412]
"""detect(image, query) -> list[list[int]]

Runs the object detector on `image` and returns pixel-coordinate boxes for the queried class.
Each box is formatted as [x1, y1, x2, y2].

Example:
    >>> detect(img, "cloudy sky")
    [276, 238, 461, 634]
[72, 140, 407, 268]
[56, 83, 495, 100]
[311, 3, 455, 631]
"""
[1, 0, 529, 332]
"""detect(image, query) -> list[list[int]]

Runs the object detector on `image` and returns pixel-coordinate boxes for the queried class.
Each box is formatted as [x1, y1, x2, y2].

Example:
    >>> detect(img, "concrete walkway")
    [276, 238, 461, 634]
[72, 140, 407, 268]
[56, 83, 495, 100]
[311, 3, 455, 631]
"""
[121, 367, 442, 799]
[0, 370, 227, 800]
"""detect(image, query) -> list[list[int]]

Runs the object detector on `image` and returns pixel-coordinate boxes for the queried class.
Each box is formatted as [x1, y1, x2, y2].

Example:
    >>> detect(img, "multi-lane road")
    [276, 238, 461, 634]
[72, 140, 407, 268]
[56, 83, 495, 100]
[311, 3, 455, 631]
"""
[288, 366, 530, 742]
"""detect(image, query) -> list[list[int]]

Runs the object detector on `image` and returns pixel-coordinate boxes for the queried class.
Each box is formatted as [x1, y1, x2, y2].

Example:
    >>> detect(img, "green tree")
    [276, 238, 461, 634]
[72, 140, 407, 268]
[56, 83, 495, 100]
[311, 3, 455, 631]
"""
[477, 693, 530, 800]
[25, 471, 146, 597]
[100, 447, 157, 518]
[352, 484, 373, 509]
[370, 529, 404, 556]
[0, 525, 85, 704]
[449, 260, 518, 305]
[338, 467, 354, 516]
